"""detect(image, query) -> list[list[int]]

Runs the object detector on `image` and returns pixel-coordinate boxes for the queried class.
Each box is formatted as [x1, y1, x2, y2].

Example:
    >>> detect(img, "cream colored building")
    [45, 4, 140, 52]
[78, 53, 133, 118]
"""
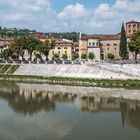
[87, 38, 101, 60]
[79, 35, 101, 60]
[49, 40, 73, 60]
[0, 37, 14, 53]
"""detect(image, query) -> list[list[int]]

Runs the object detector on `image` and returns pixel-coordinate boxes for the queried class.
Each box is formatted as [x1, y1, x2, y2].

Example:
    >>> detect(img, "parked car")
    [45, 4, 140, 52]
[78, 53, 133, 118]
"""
[39, 60, 45, 64]
[23, 60, 29, 64]
[14, 59, 22, 64]
[64, 60, 72, 64]
[31, 61, 37, 64]
[74, 60, 81, 65]
[47, 60, 54, 64]
[7, 59, 14, 63]
[55, 59, 63, 64]
[0, 59, 6, 63]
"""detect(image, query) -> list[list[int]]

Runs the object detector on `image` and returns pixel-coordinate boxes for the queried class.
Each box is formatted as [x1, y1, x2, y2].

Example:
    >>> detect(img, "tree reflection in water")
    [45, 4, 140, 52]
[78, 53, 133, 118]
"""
[0, 82, 77, 116]
[0, 82, 140, 130]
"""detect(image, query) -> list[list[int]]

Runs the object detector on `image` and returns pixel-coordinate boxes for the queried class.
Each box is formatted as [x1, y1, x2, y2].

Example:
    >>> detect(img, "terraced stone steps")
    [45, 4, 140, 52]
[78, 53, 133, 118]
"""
[0, 64, 20, 74]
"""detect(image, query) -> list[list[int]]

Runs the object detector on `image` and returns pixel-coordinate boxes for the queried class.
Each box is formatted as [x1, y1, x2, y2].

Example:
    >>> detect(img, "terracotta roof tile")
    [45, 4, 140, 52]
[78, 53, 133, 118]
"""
[126, 20, 140, 24]
[81, 34, 120, 41]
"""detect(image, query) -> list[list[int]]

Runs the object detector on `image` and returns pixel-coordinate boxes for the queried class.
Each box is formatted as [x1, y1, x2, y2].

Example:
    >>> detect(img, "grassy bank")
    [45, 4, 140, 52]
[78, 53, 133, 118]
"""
[0, 74, 140, 88]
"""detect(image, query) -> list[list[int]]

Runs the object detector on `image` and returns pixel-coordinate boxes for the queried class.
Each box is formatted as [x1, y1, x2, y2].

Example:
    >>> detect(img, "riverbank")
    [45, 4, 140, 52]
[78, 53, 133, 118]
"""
[0, 74, 140, 88]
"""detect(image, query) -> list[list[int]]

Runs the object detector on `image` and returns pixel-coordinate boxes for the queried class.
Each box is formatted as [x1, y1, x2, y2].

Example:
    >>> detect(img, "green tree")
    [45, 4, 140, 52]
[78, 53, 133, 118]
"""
[128, 31, 140, 60]
[119, 23, 128, 59]
[26, 36, 40, 61]
[88, 52, 95, 60]
[72, 53, 79, 60]
[53, 53, 60, 60]
[81, 54, 87, 60]
[11, 37, 27, 60]
[37, 39, 53, 61]
[62, 54, 68, 60]
[0, 49, 12, 59]
[107, 53, 115, 60]
[50, 40, 55, 49]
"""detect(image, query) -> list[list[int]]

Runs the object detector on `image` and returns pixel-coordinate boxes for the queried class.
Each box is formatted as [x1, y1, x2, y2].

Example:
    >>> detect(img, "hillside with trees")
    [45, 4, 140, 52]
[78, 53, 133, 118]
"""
[0, 26, 79, 41]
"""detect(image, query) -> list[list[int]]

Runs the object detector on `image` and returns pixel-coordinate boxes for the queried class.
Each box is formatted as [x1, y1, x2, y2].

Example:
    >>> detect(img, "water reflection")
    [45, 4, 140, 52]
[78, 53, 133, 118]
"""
[0, 82, 140, 139]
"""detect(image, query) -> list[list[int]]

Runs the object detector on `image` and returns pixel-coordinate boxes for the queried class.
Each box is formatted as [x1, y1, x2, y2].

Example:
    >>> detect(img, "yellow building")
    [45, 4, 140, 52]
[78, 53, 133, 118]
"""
[49, 40, 73, 60]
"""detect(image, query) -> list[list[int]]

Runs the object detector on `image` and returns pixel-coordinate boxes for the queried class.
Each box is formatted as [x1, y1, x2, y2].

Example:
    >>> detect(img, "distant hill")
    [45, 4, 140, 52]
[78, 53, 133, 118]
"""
[45, 32, 79, 42]
[0, 26, 80, 41]
[0, 26, 36, 37]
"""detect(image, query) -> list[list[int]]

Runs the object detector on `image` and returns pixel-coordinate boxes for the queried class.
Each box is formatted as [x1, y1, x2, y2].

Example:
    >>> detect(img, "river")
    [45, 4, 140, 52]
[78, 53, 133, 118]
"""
[0, 82, 140, 140]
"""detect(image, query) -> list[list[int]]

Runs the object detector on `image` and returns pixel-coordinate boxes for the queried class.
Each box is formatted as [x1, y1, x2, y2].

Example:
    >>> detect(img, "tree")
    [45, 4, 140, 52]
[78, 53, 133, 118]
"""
[88, 52, 95, 60]
[62, 54, 68, 60]
[50, 40, 55, 49]
[119, 23, 128, 59]
[107, 53, 115, 60]
[11, 36, 39, 61]
[81, 54, 87, 60]
[11, 37, 27, 60]
[36, 39, 53, 61]
[53, 53, 60, 60]
[0, 49, 12, 59]
[26, 37, 38, 61]
[128, 31, 140, 60]
[72, 53, 79, 60]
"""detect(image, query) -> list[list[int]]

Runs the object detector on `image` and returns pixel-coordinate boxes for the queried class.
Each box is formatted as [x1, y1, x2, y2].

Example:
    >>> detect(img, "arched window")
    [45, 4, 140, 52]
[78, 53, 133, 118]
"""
[114, 44, 117, 46]
[106, 44, 110, 46]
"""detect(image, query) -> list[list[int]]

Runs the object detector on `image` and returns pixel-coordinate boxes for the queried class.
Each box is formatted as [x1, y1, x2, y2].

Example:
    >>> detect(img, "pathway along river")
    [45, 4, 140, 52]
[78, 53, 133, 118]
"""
[0, 82, 140, 140]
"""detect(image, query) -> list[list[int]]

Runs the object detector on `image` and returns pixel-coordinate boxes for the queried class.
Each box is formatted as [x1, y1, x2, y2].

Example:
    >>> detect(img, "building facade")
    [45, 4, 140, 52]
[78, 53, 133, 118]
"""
[79, 35, 101, 60]
[98, 35, 120, 60]
[79, 34, 120, 60]
[49, 40, 73, 60]
[79, 20, 140, 61]
[126, 21, 140, 36]
[0, 37, 14, 53]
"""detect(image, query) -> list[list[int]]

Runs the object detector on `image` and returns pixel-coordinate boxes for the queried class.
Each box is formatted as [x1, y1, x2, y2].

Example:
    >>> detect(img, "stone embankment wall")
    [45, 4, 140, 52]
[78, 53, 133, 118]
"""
[14, 64, 140, 80]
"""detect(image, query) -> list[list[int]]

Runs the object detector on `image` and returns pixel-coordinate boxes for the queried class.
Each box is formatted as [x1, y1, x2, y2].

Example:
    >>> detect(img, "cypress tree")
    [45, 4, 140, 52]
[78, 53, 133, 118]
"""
[119, 23, 128, 59]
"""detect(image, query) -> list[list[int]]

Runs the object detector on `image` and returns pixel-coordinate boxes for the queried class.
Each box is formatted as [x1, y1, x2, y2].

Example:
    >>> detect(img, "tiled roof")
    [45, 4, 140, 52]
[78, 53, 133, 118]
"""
[94, 34, 120, 40]
[81, 34, 120, 41]
[0, 37, 14, 41]
[32, 34, 46, 38]
[126, 20, 140, 24]
[55, 40, 73, 45]
[81, 35, 100, 40]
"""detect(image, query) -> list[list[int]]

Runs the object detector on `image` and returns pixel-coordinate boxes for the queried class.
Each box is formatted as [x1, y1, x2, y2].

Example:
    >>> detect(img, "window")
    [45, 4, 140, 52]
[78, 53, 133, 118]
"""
[96, 42, 99, 46]
[114, 44, 117, 46]
[58, 51, 60, 54]
[58, 47, 61, 49]
[52, 51, 54, 55]
[133, 24, 136, 27]
[92, 42, 95, 46]
[89, 42, 91, 46]
[64, 47, 67, 49]
[129, 30, 131, 33]
[133, 30, 136, 32]
[108, 48, 109, 50]
[114, 48, 116, 50]
[128, 25, 131, 28]
[65, 51, 67, 54]
[106, 44, 110, 46]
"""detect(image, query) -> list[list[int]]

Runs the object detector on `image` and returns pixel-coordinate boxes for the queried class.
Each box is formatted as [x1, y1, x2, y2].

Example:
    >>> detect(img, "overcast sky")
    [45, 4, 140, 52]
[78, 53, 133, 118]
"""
[0, 0, 140, 34]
